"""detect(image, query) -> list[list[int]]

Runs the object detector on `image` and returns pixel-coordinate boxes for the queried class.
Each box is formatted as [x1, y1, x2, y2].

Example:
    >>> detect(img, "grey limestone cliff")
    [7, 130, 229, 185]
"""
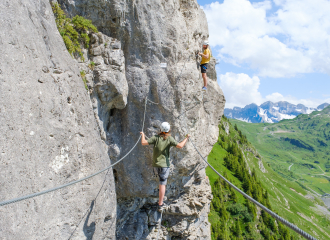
[59, 0, 226, 239]
[0, 0, 116, 239]
[0, 0, 225, 239]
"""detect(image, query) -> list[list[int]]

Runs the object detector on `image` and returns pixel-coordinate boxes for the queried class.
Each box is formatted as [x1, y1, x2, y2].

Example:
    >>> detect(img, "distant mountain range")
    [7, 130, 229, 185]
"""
[224, 101, 329, 123]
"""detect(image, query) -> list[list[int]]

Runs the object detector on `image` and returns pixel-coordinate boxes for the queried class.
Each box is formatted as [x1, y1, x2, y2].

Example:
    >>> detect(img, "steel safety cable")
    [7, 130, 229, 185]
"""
[149, 51, 204, 116]
[189, 138, 318, 240]
[160, 53, 191, 93]
[178, 84, 317, 240]
[0, 97, 149, 207]
[156, 209, 163, 240]
[147, 98, 159, 105]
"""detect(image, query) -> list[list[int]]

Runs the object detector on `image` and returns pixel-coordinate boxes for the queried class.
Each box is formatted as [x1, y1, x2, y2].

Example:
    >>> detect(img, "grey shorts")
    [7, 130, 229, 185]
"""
[154, 167, 170, 185]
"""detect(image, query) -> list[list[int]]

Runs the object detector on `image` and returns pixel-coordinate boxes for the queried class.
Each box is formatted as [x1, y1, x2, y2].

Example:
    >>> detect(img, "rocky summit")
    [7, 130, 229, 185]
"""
[0, 0, 225, 239]
[225, 101, 329, 123]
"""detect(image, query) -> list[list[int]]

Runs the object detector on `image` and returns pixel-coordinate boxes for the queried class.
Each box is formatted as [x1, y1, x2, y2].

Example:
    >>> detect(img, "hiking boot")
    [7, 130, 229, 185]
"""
[202, 86, 207, 91]
[157, 203, 167, 212]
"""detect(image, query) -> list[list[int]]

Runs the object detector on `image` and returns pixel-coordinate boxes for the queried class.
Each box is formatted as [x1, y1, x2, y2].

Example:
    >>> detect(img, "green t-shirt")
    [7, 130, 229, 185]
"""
[147, 135, 178, 167]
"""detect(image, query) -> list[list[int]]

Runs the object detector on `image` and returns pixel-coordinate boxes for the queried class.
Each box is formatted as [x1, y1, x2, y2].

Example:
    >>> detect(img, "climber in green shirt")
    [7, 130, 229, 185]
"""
[140, 122, 190, 211]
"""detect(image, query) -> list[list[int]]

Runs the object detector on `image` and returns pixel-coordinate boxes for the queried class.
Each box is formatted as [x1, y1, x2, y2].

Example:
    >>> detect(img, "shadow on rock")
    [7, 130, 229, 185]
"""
[83, 200, 96, 240]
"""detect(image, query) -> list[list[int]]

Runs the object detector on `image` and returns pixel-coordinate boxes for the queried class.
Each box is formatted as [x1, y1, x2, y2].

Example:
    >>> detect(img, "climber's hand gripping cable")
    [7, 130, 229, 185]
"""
[140, 132, 149, 145]
[176, 134, 190, 149]
[198, 51, 209, 59]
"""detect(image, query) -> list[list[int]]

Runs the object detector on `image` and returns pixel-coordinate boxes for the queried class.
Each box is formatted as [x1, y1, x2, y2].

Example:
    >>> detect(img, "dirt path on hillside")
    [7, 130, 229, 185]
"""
[273, 130, 293, 133]
[289, 163, 294, 170]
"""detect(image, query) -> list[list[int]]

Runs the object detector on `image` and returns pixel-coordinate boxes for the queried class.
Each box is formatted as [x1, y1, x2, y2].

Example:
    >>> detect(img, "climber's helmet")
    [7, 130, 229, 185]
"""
[160, 122, 171, 133]
[203, 41, 209, 46]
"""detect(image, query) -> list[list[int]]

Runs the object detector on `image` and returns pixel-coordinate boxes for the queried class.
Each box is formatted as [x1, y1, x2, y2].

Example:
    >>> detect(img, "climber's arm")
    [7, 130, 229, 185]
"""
[176, 135, 190, 149]
[198, 52, 209, 59]
[140, 132, 149, 145]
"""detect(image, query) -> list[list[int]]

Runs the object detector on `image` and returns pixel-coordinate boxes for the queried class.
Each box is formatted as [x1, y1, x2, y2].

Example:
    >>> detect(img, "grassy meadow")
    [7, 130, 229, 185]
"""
[230, 106, 330, 196]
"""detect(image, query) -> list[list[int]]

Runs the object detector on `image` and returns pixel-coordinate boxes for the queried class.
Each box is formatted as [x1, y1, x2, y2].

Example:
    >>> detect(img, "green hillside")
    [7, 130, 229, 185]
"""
[230, 106, 330, 196]
[207, 115, 330, 240]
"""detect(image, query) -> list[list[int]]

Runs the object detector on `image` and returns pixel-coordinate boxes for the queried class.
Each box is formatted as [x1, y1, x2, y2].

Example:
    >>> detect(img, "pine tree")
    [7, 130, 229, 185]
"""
[220, 221, 230, 240]
[245, 200, 256, 220]
[230, 187, 238, 203]
[219, 204, 229, 221]
[236, 165, 244, 181]
[235, 220, 242, 237]
[251, 168, 257, 181]
[223, 172, 229, 189]
[213, 197, 222, 212]
[213, 178, 223, 200]
[278, 222, 291, 240]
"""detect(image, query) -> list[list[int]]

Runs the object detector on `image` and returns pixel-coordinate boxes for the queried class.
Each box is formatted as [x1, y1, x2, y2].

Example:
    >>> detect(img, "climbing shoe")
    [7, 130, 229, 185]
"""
[157, 203, 167, 212]
[202, 86, 207, 91]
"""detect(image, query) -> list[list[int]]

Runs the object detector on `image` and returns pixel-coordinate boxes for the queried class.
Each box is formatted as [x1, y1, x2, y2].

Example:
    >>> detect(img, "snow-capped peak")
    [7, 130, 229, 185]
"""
[224, 101, 329, 123]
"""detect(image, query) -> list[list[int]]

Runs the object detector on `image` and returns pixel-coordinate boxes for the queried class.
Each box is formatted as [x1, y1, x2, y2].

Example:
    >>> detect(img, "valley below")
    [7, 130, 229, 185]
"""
[232, 106, 330, 212]
[207, 115, 330, 239]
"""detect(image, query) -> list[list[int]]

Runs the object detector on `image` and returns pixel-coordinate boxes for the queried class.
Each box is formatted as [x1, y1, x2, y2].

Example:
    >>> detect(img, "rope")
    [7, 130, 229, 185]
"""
[156, 209, 163, 240]
[181, 101, 189, 135]
[176, 101, 200, 119]
[160, 53, 191, 93]
[181, 91, 204, 105]
[147, 99, 159, 105]
[189, 139, 318, 240]
[178, 93, 317, 240]
[181, 100, 201, 104]
[150, 51, 203, 116]
[0, 97, 148, 207]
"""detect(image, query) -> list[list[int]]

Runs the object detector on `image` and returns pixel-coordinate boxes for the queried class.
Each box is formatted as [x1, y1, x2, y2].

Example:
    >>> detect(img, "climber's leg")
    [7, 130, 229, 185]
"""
[159, 184, 166, 205]
[157, 167, 170, 205]
[202, 73, 207, 88]
[200, 64, 208, 90]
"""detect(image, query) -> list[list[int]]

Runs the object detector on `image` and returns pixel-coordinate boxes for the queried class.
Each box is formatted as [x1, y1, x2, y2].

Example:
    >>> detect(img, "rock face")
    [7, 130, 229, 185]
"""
[0, 0, 226, 239]
[0, 1, 117, 239]
[58, 0, 226, 239]
[78, 32, 129, 144]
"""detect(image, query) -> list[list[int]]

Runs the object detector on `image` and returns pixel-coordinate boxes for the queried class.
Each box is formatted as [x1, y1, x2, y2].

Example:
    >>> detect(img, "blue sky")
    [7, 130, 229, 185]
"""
[196, 0, 330, 108]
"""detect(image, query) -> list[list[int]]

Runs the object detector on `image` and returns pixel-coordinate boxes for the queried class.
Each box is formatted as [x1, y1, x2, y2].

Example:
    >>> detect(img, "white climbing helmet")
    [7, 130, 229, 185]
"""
[203, 41, 209, 46]
[160, 122, 171, 133]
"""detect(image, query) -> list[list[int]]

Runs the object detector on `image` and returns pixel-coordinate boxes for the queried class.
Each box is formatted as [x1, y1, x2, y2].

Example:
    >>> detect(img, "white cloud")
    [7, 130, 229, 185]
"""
[220, 73, 330, 108]
[219, 72, 263, 108]
[274, 0, 330, 75]
[252, 0, 272, 10]
[203, 0, 330, 77]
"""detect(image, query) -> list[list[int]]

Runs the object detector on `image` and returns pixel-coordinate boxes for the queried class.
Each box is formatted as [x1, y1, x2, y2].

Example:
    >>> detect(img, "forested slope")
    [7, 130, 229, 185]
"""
[206, 116, 330, 240]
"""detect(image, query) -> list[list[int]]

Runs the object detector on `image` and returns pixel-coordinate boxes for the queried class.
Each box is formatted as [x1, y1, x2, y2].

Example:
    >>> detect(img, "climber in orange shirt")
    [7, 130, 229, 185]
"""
[198, 41, 211, 91]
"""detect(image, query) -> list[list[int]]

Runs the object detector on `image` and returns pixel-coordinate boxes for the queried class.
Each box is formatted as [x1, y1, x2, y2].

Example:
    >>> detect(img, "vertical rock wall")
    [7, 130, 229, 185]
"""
[0, 1, 117, 239]
[60, 0, 226, 239]
[0, 0, 226, 239]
